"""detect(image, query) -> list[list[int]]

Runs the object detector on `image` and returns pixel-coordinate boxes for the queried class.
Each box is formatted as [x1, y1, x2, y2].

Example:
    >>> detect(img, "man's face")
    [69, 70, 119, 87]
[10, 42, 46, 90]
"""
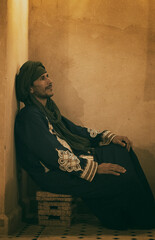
[30, 72, 53, 99]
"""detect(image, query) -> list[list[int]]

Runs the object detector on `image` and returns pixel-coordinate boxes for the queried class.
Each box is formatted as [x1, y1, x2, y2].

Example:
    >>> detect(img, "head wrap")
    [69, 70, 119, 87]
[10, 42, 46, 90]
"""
[15, 61, 46, 103]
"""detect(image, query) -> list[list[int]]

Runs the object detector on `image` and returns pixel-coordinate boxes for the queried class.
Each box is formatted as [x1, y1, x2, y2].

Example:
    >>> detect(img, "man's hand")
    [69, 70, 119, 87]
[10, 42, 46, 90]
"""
[112, 135, 132, 152]
[97, 163, 126, 176]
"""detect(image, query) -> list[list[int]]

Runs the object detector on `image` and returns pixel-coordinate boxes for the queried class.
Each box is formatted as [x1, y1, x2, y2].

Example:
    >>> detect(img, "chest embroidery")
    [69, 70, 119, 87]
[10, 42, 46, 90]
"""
[56, 136, 72, 152]
[47, 119, 94, 174]
[48, 120, 72, 151]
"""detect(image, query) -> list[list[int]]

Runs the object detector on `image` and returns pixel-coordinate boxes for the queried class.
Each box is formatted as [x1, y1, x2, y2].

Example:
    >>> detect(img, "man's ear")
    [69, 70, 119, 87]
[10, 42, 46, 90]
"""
[30, 87, 34, 94]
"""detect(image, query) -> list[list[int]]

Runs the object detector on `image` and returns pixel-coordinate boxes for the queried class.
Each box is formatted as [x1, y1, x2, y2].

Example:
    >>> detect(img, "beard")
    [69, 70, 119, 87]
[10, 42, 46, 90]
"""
[33, 89, 53, 99]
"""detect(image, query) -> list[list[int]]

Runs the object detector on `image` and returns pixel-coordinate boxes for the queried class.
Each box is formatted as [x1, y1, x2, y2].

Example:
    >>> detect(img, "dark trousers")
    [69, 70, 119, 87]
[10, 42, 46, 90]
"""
[34, 144, 155, 229]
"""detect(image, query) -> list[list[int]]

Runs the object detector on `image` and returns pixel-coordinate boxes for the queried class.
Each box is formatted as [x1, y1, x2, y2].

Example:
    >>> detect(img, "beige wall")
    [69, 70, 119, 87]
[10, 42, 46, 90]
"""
[0, 0, 28, 234]
[29, 0, 155, 194]
[0, 0, 7, 222]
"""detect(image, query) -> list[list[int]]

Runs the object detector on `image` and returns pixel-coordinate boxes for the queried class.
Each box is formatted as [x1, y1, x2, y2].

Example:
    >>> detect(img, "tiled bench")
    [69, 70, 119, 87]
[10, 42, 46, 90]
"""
[36, 191, 76, 226]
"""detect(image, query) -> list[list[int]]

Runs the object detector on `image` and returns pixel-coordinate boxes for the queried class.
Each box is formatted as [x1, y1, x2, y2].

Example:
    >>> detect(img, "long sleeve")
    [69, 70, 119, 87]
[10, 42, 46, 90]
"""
[15, 106, 98, 182]
[62, 116, 116, 147]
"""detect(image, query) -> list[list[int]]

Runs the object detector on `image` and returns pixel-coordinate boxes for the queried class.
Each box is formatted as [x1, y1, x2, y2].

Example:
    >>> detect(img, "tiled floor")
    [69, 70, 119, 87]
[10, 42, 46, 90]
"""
[1, 222, 155, 240]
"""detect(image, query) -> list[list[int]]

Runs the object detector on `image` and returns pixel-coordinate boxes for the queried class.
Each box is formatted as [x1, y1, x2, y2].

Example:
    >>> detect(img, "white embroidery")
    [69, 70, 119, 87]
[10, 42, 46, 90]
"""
[56, 136, 72, 152]
[47, 120, 73, 151]
[102, 130, 111, 138]
[99, 130, 116, 146]
[87, 128, 101, 138]
[56, 149, 82, 172]
[79, 155, 94, 161]
[48, 121, 56, 135]
[47, 119, 97, 180]
[40, 161, 50, 173]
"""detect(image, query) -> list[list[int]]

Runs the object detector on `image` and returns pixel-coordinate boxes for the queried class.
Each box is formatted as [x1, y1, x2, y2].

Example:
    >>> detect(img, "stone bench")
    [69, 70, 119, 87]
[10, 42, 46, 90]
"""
[36, 191, 76, 226]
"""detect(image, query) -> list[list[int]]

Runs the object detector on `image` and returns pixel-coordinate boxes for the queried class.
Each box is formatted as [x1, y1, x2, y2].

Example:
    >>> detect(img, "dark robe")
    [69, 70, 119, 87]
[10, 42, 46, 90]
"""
[15, 105, 155, 229]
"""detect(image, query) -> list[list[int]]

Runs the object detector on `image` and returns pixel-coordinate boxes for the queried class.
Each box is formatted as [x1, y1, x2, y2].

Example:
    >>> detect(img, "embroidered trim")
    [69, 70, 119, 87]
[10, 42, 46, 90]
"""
[56, 149, 82, 172]
[99, 130, 116, 146]
[47, 120, 56, 135]
[87, 128, 102, 138]
[40, 161, 50, 173]
[88, 161, 98, 182]
[56, 136, 72, 152]
[48, 120, 72, 152]
[80, 158, 98, 182]
[79, 155, 94, 161]
[47, 120, 98, 181]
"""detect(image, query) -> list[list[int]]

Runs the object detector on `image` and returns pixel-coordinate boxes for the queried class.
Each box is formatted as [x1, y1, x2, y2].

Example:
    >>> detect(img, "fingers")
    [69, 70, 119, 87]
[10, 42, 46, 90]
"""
[122, 137, 132, 152]
[116, 136, 132, 152]
[113, 135, 133, 152]
[106, 170, 120, 176]
[97, 163, 126, 175]
[104, 167, 126, 176]
[117, 140, 126, 147]
[110, 163, 126, 174]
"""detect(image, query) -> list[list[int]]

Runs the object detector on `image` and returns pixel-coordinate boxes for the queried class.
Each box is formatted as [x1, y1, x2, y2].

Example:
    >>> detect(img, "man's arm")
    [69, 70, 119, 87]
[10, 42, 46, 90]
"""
[62, 116, 116, 147]
[15, 107, 98, 182]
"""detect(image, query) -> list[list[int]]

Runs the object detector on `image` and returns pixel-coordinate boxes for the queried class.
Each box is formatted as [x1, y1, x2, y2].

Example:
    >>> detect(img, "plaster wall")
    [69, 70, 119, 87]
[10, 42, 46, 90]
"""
[0, 0, 28, 234]
[29, 0, 155, 194]
[0, 0, 7, 217]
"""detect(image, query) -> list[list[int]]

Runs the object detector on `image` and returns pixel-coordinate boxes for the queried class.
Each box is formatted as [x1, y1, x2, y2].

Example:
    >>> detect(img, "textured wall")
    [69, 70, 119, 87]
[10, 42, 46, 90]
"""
[0, 0, 28, 234]
[6, 0, 28, 215]
[0, 0, 7, 219]
[29, 0, 155, 193]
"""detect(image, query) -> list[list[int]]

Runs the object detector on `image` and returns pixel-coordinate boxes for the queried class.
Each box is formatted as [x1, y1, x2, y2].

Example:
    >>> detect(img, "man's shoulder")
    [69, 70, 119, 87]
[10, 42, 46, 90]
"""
[16, 105, 45, 122]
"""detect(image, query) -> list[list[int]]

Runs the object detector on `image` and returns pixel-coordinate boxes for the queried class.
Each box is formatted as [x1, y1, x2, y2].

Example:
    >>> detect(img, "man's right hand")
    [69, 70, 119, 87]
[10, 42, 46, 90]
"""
[97, 163, 126, 176]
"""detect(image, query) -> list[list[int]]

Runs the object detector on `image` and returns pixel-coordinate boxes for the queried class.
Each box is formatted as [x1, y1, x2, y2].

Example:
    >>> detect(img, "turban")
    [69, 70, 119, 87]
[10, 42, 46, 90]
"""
[15, 61, 46, 103]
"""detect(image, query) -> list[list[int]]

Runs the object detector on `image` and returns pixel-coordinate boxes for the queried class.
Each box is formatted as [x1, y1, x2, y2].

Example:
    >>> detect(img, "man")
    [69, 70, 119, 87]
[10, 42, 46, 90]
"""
[15, 61, 155, 230]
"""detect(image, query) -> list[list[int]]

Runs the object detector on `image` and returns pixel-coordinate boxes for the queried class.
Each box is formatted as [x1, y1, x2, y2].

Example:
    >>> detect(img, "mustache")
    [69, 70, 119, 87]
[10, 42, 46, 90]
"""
[45, 83, 52, 90]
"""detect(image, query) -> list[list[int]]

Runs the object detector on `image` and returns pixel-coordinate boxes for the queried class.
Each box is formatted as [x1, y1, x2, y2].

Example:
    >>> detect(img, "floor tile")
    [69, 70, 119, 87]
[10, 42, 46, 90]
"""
[0, 223, 155, 240]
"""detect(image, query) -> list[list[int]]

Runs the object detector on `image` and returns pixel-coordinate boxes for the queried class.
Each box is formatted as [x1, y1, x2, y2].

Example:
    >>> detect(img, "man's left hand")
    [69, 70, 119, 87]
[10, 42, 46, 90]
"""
[112, 135, 132, 152]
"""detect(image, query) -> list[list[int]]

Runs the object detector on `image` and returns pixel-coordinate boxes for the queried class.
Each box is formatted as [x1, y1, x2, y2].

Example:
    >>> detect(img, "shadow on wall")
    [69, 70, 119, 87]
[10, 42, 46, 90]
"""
[144, 0, 155, 101]
[16, 167, 39, 221]
[134, 146, 155, 196]
[28, 0, 85, 125]
[52, 56, 85, 125]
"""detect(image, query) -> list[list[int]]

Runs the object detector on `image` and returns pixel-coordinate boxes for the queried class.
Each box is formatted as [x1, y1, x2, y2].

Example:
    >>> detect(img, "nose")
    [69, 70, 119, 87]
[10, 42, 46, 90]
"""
[47, 76, 53, 84]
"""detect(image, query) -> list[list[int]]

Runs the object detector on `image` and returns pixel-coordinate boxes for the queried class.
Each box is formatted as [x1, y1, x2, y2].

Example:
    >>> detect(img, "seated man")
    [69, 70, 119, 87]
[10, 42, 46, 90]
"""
[15, 61, 155, 230]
